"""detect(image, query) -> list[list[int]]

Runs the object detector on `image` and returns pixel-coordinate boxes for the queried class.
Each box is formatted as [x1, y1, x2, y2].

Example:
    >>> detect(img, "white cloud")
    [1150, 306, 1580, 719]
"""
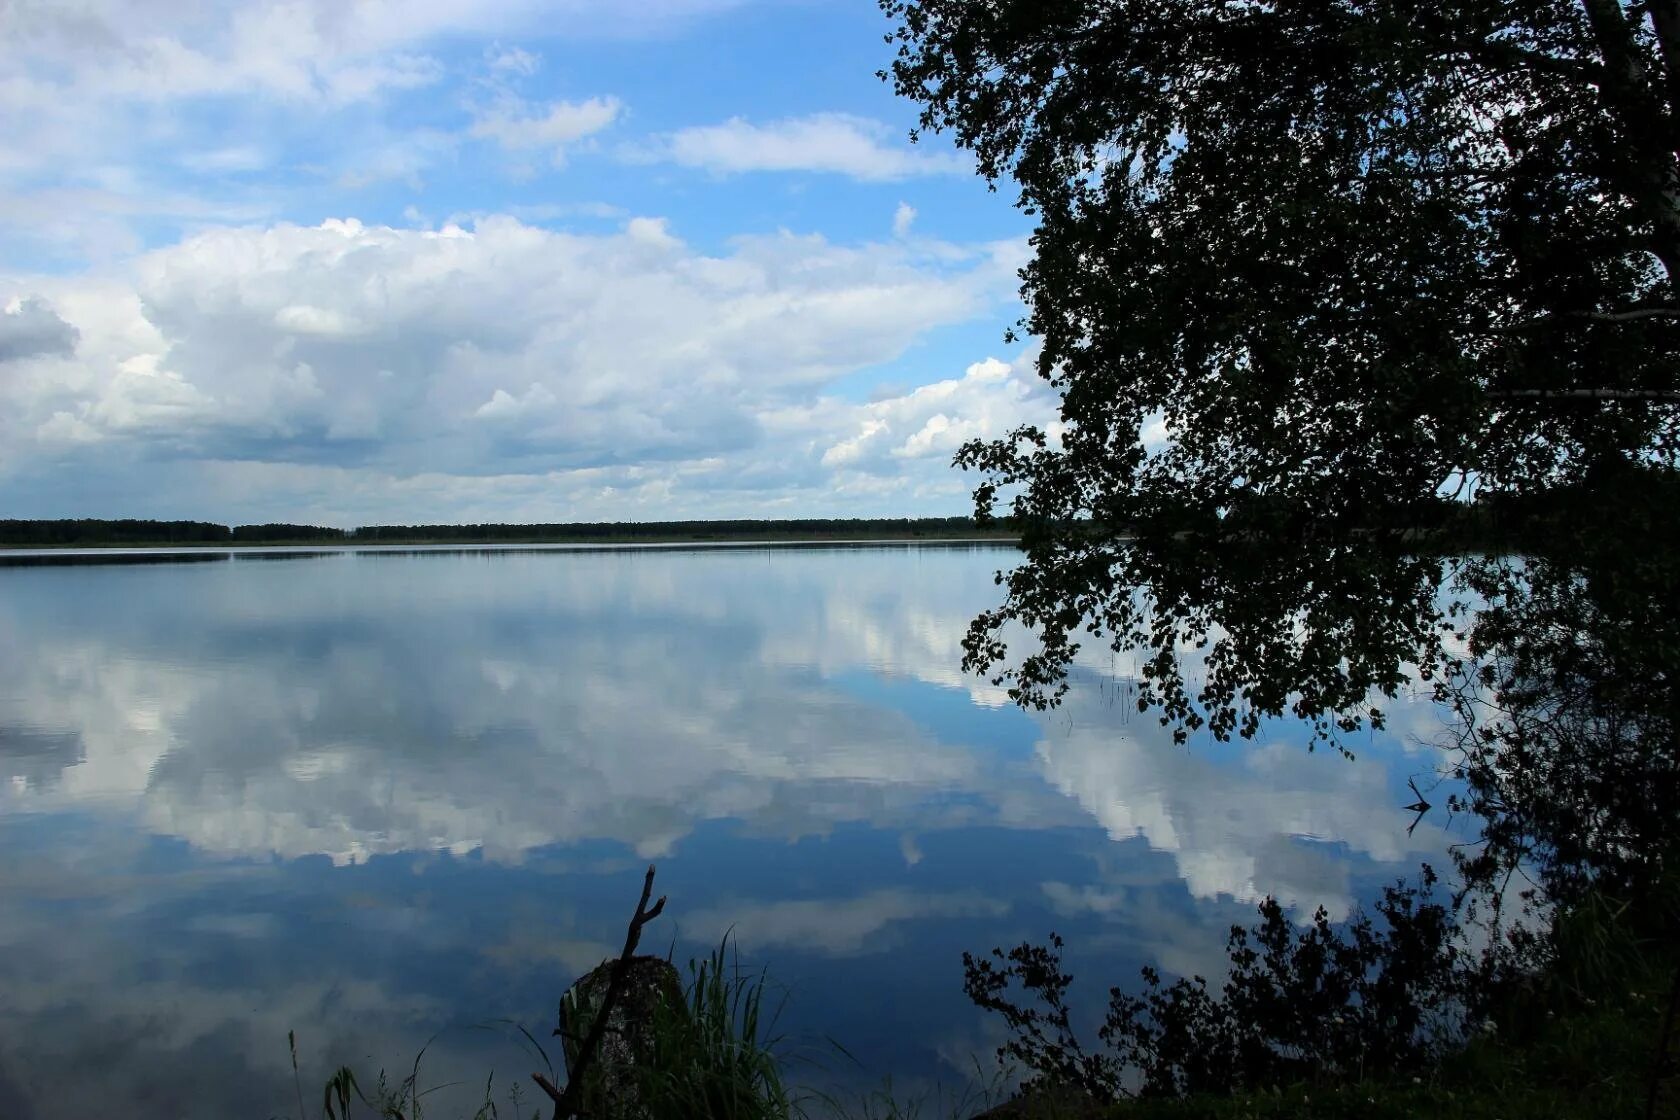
[335, 128, 459, 189]
[893, 201, 917, 237]
[0, 1, 453, 121]
[0, 1, 746, 257]
[815, 354, 1053, 474]
[624, 215, 680, 248]
[470, 95, 623, 163]
[0, 1, 697, 113]
[647, 113, 969, 181]
[273, 304, 366, 338]
[0, 215, 1028, 519]
[86, 353, 217, 433]
[487, 43, 540, 75]
[474, 381, 558, 420]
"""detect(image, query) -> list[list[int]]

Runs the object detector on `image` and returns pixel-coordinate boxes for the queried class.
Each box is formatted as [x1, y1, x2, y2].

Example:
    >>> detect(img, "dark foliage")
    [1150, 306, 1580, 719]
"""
[880, 0, 1680, 745]
[0, 518, 232, 545]
[230, 523, 347, 542]
[882, 4, 1680, 1109]
[1441, 464, 1680, 918]
[964, 869, 1472, 1102]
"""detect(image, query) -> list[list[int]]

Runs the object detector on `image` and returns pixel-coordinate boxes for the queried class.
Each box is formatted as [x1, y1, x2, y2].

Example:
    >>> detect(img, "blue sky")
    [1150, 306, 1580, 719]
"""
[0, 0, 1056, 525]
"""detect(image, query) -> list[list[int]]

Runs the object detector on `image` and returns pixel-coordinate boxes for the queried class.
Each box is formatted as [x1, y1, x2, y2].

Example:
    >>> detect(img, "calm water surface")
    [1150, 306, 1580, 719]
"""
[0, 545, 1458, 1117]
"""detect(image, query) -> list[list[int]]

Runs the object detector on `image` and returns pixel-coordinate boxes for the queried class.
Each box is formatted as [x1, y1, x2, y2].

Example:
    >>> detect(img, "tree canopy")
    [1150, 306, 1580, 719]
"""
[882, 0, 1680, 748]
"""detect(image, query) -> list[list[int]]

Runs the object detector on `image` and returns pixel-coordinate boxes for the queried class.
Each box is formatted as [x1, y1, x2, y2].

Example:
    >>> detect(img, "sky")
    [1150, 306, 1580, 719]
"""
[0, 0, 1056, 526]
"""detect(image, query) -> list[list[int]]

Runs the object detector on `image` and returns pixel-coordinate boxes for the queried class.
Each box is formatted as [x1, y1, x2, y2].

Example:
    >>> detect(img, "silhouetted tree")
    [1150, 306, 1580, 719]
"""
[884, 2, 1680, 1097]
[882, 0, 1679, 745]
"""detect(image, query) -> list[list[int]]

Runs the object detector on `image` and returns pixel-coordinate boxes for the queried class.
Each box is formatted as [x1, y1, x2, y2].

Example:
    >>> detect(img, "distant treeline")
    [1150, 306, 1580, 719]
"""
[0, 516, 1008, 547]
[350, 517, 996, 542]
[0, 519, 235, 545]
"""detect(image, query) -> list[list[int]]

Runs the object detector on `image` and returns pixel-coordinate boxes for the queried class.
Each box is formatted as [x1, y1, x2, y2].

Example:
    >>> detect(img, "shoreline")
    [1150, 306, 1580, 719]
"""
[0, 534, 1020, 557]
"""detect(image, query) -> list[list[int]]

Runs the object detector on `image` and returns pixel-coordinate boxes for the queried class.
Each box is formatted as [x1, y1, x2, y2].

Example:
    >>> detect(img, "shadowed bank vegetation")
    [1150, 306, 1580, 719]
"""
[284, 864, 1679, 1120]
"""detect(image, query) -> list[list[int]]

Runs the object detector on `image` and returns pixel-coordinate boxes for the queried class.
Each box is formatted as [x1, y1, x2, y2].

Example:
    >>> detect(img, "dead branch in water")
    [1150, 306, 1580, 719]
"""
[532, 864, 668, 1120]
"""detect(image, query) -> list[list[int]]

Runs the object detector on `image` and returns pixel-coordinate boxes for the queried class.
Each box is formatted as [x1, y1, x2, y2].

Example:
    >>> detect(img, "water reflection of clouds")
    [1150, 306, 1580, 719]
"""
[0, 548, 1455, 900]
[1, 551, 1037, 861]
[688, 889, 1010, 957]
[0, 826, 551, 1119]
[1037, 681, 1444, 919]
[0, 547, 1464, 1116]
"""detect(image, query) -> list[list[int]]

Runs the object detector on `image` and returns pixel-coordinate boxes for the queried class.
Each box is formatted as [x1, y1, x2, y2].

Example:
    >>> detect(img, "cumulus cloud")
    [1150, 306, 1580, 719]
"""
[0, 297, 78, 362]
[815, 353, 1054, 474]
[646, 113, 969, 180]
[0, 215, 1032, 519]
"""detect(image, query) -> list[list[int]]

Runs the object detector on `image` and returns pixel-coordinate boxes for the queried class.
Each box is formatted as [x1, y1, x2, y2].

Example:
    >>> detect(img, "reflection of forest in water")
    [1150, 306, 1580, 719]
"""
[0, 545, 1460, 1118]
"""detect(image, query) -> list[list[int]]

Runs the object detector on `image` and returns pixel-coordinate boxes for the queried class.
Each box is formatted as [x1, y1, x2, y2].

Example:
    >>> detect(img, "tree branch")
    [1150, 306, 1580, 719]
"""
[533, 864, 669, 1120]
[1647, 0, 1680, 125]
[1451, 36, 1607, 84]
[1489, 307, 1680, 331]
[1485, 388, 1680, 402]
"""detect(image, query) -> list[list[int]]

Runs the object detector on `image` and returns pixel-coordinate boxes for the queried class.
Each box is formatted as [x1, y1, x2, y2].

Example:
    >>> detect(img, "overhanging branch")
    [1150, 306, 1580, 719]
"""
[1451, 36, 1607, 85]
[1488, 308, 1680, 332]
[1486, 388, 1680, 402]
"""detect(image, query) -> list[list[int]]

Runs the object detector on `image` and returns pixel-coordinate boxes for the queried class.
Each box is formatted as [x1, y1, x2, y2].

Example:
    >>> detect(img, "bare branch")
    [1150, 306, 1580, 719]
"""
[532, 864, 669, 1120]
[531, 1073, 565, 1107]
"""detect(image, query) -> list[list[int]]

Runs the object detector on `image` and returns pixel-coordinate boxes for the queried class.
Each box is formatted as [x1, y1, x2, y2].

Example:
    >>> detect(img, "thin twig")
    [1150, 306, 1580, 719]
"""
[533, 864, 668, 1120]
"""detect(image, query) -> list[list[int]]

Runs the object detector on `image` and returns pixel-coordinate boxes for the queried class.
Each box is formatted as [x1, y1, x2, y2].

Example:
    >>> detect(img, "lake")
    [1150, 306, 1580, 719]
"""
[0, 543, 1459, 1118]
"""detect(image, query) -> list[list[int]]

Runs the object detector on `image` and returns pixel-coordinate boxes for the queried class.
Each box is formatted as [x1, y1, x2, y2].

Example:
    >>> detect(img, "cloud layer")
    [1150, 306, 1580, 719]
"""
[1, 215, 1045, 522]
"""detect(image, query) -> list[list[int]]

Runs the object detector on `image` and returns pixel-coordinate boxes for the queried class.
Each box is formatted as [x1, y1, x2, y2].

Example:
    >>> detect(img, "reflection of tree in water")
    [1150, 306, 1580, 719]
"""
[1444, 470, 1680, 918]
[879, 0, 1680, 1105]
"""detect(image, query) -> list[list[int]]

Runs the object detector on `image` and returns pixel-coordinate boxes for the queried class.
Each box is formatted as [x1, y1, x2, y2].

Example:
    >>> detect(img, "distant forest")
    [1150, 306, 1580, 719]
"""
[0, 516, 1011, 547]
[0, 486, 1637, 548]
